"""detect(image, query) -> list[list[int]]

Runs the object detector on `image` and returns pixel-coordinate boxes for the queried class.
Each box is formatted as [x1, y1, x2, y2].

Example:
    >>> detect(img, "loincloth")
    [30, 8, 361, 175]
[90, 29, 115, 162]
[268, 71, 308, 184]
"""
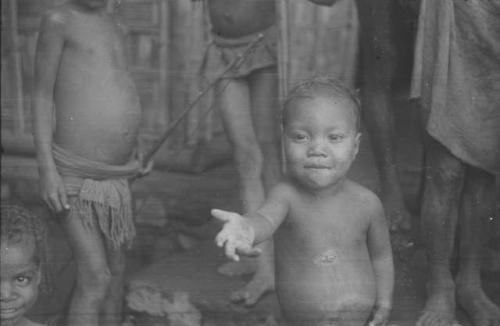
[201, 25, 278, 79]
[410, 0, 500, 174]
[53, 143, 141, 248]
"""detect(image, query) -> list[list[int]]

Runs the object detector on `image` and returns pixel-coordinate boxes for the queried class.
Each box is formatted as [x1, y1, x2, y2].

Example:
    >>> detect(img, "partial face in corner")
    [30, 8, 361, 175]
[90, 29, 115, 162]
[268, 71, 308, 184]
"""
[283, 96, 361, 191]
[0, 238, 41, 326]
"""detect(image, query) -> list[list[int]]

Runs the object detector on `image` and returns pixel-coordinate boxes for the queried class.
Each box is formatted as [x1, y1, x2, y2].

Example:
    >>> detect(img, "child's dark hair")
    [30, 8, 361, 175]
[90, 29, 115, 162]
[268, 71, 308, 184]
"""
[1, 205, 51, 292]
[282, 77, 361, 131]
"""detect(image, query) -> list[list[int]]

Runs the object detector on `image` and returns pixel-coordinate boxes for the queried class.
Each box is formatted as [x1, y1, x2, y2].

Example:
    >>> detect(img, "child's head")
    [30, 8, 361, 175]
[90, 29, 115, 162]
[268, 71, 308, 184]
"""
[282, 77, 361, 190]
[1, 205, 47, 326]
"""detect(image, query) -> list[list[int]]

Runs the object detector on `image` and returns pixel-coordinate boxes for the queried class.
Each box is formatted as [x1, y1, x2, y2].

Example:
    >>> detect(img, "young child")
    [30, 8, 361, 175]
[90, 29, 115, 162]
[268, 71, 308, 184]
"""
[200, 0, 282, 305]
[32, 0, 150, 325]
[213, 78, 394, 326]
[1, 205, 47, 326]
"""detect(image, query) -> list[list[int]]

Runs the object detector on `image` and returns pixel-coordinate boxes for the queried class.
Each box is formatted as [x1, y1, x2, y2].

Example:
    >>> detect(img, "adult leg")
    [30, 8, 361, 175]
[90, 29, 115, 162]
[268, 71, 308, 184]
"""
[455, 166, 500, 326]
[224, 66, 281, 305]
[356, 0, 412, 231]
[215, 77, 268, 303]
[62, 197, 112, 326]
[100, 242, 126, 326]
[416, 139, 464, 326]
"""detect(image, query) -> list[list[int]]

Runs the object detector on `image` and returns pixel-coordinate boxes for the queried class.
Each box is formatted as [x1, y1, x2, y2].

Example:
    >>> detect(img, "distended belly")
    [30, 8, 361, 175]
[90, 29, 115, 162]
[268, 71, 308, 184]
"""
[53, 70, 141, 164]
[275, 254, 376, 320]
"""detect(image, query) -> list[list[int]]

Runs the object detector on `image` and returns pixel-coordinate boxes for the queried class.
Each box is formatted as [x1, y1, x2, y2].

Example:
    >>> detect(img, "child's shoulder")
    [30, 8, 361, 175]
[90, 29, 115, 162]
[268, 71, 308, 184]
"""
[344, 179, 383, 208]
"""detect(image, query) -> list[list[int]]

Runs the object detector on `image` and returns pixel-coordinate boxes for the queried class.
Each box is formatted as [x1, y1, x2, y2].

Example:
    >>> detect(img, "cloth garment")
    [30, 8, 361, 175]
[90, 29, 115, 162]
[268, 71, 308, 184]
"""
[201, 24, 278, 79]
[53, 143, 140, 247]
[410, 0, 500, 174]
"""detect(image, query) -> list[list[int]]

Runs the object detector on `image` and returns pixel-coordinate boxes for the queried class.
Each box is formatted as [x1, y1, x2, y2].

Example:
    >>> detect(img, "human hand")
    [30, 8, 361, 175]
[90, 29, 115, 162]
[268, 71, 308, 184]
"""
[39, 167, 69, 213]
[368, 305, 391, 326]
[212, 208, 261, 261]
[136, 152, 154, 178]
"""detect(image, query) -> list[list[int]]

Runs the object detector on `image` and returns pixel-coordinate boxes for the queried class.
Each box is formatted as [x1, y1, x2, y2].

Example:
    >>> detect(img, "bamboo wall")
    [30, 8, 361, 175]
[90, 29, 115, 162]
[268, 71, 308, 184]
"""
[1, 0, 358, 172]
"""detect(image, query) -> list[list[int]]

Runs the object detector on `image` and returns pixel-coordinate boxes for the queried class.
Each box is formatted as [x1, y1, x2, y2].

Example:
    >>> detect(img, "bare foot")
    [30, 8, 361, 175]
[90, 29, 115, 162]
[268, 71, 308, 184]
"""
[381, 193, 412, 232]
[457, 285, 500, 326]
[230, 270, 274, 306]
[416, 286, 458, 326]
[217, 258, 256, 277]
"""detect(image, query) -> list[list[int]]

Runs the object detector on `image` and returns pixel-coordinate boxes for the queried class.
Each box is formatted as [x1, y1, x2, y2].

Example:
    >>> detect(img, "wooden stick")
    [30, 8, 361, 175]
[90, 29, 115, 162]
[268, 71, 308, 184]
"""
[276, 0, 290, 103]
[276, 0, 290, 173]
[143, 32, 264, 164]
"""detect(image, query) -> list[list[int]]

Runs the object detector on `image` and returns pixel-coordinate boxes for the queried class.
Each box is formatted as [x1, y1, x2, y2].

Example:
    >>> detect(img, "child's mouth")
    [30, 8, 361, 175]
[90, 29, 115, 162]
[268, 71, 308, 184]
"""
[304, 164, 331, 169]
[1, 306, 21, 318]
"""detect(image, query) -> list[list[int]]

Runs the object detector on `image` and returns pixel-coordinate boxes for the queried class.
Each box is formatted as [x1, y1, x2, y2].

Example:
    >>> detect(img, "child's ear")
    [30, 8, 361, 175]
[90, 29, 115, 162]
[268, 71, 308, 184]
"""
[353, 132, 362, 157]
[36, 267, 42, 286]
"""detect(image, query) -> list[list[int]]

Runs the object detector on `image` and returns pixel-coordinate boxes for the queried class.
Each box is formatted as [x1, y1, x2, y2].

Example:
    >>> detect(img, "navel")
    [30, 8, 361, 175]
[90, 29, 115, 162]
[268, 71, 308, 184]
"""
[313, 249, 338, 266]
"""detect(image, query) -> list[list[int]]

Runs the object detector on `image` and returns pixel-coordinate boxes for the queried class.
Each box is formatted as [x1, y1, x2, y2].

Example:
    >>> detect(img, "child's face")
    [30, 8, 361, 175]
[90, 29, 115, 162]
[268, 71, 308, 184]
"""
[284, 96, 360, 191]
[0, 239, 40, 326]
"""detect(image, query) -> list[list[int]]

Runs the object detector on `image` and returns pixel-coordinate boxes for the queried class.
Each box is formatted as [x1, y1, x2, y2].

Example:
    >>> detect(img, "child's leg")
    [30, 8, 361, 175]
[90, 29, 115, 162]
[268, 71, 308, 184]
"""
[416, 139, 464, 326]
[356, 0, 412, 231]
[62, 198, 112, 326]
[455, 166, 500, 325]
[101, 242, 126, 326]
[216, 77, 265, 211]
[227, 66, 280, 305]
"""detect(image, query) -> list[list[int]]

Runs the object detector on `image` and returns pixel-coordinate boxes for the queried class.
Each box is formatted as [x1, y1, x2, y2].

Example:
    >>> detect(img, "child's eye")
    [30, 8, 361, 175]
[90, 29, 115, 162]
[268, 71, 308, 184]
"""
[15, 275, 32, 286]
[328, 134, 344, 142]
[291, 132, 308, 142]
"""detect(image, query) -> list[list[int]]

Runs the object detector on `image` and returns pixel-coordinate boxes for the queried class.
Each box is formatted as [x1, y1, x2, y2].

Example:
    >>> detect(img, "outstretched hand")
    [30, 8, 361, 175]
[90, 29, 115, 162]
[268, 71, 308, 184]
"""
[212, 209, 261, 262]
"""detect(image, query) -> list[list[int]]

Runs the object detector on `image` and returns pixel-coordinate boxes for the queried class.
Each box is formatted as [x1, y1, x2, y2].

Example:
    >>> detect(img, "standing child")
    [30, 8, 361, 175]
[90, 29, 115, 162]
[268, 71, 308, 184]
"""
[1, 205, 48, 326]
[200, 0, 282, 305]
[32, 0, 150, 325]
[213, 78, 394, 326]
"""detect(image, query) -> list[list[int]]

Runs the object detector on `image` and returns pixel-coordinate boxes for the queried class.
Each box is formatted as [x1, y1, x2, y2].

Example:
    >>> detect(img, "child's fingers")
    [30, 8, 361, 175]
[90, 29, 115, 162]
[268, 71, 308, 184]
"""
[215, 231, 228, 248]
[211, 209, 236, 223]
[237, 246, 261, 257]
[225, 242, 239, 261]
[50, 194, 63, 213]
[58, 187, 70, 210]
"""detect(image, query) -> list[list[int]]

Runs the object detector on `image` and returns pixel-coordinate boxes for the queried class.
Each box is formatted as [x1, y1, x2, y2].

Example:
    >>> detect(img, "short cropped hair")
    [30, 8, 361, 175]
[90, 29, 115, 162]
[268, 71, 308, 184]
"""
[282, 77, 361, 131]
[1, 205, 50, 290]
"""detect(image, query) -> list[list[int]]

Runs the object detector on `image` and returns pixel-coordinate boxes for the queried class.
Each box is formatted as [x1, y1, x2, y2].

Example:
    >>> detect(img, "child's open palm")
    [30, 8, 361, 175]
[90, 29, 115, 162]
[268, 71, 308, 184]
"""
[212, 209, 261, 261]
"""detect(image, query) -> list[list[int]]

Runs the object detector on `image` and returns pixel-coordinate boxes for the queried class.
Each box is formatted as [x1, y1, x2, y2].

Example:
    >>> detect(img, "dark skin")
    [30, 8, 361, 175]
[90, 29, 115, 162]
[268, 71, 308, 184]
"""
[306, 1, 500, 325]
[32, 0, 148, 325]
[191, 0, 281, 306]
[214, 96, 393, 326]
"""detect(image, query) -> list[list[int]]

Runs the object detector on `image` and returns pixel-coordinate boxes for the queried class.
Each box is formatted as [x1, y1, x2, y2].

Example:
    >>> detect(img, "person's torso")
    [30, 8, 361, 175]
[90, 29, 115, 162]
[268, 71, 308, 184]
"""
[53, 9, 140, 165]
[274, 187, 376, 320]
[207, 0, 275, 38]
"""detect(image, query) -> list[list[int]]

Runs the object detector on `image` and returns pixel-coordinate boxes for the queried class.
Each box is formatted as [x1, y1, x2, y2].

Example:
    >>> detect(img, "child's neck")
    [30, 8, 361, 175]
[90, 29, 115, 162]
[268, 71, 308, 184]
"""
[295, 176, 347, 199]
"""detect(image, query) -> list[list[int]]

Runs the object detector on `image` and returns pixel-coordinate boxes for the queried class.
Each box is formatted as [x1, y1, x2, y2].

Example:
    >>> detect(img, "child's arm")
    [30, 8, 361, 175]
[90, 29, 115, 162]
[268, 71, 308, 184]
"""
[32, 11, 69, 213]
[367, 197, 394, 326]
[212, 183, 290, 261]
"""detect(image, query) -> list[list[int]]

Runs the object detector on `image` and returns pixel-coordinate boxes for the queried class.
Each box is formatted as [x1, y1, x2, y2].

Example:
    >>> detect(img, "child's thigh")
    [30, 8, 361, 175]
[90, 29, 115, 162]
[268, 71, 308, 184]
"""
[216, 78, 258, 145]
[61, 197, 109, 272]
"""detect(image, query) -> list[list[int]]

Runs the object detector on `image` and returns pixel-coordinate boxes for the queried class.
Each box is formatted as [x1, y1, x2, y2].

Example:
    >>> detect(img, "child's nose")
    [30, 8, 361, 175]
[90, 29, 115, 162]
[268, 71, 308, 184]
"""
[307, 139, 328, 157]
